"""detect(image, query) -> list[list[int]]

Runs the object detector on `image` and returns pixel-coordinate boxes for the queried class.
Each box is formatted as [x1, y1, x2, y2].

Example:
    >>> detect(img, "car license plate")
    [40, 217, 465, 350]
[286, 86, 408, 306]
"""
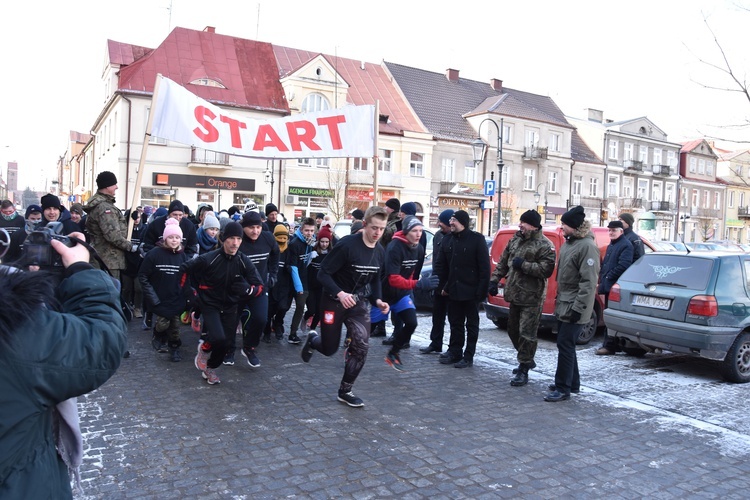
[632, 294, 671, 310]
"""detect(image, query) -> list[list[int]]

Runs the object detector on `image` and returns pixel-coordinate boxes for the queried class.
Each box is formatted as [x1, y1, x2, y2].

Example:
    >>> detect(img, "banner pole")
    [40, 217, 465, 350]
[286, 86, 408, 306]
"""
[371, 101, 379, 208]
[128, 73, 163, 238]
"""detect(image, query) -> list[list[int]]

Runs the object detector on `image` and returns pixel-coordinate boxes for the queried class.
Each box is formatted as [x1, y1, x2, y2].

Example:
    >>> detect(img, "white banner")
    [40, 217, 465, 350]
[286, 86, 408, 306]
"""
[150, 76, 376, 159]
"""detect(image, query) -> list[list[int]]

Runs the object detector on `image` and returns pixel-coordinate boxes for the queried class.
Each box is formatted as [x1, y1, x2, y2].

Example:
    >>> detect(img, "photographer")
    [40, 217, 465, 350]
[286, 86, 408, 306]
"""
[0, 232, 128, 497]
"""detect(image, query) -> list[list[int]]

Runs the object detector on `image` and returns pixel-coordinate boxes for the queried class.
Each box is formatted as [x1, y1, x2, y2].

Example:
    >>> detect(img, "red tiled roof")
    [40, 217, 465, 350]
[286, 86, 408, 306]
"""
[273, 46, 425, 136]
[107, 40, 153, 66]
[680, 139, 704, 153]
[113, 27, 289, 114]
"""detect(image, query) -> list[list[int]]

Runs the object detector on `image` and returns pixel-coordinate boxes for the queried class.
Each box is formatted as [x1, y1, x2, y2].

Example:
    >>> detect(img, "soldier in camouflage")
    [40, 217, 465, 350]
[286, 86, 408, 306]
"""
[488, 210, 555, 386]
[84, 171, 138, 281]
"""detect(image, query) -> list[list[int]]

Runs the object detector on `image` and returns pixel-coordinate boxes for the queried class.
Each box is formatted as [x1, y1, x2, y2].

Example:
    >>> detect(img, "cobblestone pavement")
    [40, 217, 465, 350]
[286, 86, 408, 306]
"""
[74, 309, 750, 499]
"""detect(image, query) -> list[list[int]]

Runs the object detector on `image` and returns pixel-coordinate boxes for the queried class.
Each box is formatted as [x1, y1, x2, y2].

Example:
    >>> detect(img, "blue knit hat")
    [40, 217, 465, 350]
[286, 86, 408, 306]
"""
[438, 209, 455, 225]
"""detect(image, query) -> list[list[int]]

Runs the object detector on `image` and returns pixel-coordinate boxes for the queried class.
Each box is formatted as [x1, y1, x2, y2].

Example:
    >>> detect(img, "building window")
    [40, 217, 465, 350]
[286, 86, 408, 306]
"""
[637, 179, 648, 200]
[189, 77, 226, 88]
[499, 166, 509, 188]
[691, 189, 699, 207]
[665, 183, 675, 202]
[298, 158, 329, 168]
[524, 168, 536, 190]
[608, 139, 618, 160]
[548, 171, 558, 193]
[623, 178, 633, 198]
[378, 149, 392, 172]
[464, 162, 476, 184]
[653, 148, 662, 165]
[442, 158, 455, 182]
[301, 93, 330, 113]
[623, 143, 633, 161]
[503, 123, 513, 144]
[549, 133, 561, 152]
[714, 191, 720, 210]
[702, 190, 709, 207]
[689, 157, 697, 173]
[729, 190, 735, 208]
[140, 187, 174, 209]
[146, 107, 167, 145]
[639, 145, 648, 163]
[707, 160, 714, 175]
[698, 159, 706, 175]
[667, 150, 677, 167]
[608, 175, 619, 197]
[652, 181, 662, 202]
[573, 176, 582, 196]
[741, 192, 746, 207]
[525, 129, 539, 148]
[409, 152, 424, 177]
[353, 158, 370, 171]
[589, 177, 599, 197]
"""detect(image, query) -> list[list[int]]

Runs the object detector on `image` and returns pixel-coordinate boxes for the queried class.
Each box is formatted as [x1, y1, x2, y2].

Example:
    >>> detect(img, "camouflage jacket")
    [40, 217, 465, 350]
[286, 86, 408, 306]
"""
[491, 228, 555, 306]
[84, 192, 130, 271]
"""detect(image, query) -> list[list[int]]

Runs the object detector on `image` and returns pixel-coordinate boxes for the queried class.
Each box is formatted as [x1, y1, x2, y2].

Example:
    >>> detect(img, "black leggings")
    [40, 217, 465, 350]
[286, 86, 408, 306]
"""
[314, 294, 370, 386]
[388, 308, 418, 354]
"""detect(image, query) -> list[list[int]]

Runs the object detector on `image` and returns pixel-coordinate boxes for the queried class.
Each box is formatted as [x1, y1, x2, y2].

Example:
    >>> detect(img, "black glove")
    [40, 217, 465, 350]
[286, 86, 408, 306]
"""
[267, 274, 277, 290]
[416, 274, 439, 291]
[570, 310, 582, 323]
[512, 257, 525, 270]
[231, 279, 255, 297]
[488, 282, 499, 296]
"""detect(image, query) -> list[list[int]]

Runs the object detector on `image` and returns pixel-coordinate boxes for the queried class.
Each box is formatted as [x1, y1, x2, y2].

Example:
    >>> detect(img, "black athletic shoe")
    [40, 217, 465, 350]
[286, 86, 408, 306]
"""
[301, 332, 317, 363]
[241, 347, 260, 368]
[337, 391, 364, 408]
[223, 351, 235, 365]
[288, 333, 301, 344]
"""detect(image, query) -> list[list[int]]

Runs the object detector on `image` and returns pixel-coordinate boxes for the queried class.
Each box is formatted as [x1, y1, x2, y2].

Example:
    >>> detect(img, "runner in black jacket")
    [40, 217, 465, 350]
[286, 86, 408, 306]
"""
[300, 207, 390, 408]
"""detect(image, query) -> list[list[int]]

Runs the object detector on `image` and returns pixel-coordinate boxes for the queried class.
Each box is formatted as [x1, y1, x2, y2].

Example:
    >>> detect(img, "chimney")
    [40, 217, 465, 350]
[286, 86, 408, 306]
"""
[204, 26, 216, 33]
[446, 68, 459, 82]
[490, 79, 503, 92]
[586, 108, 604, 123]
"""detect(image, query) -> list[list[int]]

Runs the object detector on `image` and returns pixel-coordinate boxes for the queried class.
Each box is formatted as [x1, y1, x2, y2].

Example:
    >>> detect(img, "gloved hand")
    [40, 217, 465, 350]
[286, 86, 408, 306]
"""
[488, 282, 499, 296]
[130, 243, 140, 253]
[231, 279, 263, 298]
[570, 310, 582, 323]
[416, 274, 439, 291]
[266, 274, 277, 290]
[512, 257, 525, 270]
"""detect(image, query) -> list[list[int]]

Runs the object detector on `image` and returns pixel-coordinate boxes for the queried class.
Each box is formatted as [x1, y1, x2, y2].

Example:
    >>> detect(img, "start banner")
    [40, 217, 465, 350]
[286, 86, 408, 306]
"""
[150, 76, 376, 159]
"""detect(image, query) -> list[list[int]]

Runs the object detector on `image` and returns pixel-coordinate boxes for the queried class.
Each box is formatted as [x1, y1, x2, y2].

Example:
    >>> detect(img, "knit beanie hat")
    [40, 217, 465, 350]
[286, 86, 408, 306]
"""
[69, 203, 84, 215]
[163, 218, 183, 239]
[453, 210, 471, 229]
[351, 209, 365, 221]
[223, 221, 244, 239]
[400, 202, 417, 216]
[317, 225, 333, 241]
[401, 215, 423, 235]
[438, 209, 455, 226]
[618, 212, 635, 227]
[241, 211, 263, 227]
[561, 205, 586, 229]
[96, 171, 118, 189]
[265, 203, 278, 216]
[40, 193, 62, 211]
[385, 198, 400, 211]
[203, 213, 220, 230]
[520, 209, 542, 229]
[168, 200, 185, 214]
[350, 221, 364, 234]
[25, 204, 42, 218]
[153, 207, 168, 218]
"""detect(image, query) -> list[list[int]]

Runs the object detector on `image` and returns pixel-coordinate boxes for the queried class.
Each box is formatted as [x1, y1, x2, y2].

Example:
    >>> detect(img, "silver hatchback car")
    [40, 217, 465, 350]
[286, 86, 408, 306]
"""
[604, 252, 750, 383]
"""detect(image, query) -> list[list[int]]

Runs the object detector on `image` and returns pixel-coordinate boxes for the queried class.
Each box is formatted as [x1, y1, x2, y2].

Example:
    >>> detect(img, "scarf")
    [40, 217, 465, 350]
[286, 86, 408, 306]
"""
[196, 227, 218, 252]
[276, 234, 288, 252]
[294, 227, 315, 265]
[0, 211, 19, 222]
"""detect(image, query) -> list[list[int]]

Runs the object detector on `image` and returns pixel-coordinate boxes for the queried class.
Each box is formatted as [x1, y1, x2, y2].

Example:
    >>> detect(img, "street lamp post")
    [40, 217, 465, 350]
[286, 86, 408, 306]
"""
[680, 214, 690, 240]
[533, 183, 547, 222]
[264, 161, 275, 205]
[471, 118, 504, 232]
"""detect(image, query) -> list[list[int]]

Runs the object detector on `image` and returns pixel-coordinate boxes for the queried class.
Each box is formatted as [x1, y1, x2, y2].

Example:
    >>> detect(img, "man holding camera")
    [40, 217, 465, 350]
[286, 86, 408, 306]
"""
[84, 171, 138, 281]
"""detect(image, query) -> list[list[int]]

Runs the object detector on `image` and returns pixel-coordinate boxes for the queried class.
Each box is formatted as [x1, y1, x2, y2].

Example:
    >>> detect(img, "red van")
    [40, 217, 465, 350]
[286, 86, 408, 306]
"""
[484, 225, 656, 345]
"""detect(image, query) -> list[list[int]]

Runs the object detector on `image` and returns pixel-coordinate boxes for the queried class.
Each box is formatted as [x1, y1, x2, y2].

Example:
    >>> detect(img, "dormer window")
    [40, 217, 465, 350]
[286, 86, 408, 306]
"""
[189, 78, 226, 88]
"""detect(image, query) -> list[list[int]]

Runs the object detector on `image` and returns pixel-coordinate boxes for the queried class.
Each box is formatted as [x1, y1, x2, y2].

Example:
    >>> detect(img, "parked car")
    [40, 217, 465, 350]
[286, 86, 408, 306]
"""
[484, 225, 660, 345]
[659, 240, 689, 252]
[603, 252, 750, 383]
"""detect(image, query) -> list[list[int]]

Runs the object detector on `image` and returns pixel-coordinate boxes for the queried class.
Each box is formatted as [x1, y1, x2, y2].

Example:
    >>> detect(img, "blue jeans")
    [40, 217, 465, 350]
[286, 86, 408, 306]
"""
[554, 321, 582, 395]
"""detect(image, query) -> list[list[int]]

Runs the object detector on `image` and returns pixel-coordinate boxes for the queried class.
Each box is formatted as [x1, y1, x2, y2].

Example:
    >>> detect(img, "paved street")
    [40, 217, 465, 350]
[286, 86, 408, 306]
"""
[75, 309, 750, 499]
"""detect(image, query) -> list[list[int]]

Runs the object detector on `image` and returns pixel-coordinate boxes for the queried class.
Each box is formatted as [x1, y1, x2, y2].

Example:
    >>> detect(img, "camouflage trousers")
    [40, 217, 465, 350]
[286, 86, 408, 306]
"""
[154, 315, 182, 346]
[507, 303, 543, 365]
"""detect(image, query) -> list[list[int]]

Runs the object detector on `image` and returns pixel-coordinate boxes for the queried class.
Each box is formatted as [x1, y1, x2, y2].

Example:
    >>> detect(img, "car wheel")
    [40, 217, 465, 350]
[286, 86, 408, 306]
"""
[721, 332, 750, 383]
[492, 318, 508, 330]
[622, 347, 647, 357]
[575, 311, 598, 345]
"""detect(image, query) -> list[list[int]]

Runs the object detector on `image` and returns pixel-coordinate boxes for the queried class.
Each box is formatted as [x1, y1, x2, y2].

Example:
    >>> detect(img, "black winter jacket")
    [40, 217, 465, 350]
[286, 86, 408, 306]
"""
[435, 228, 490, 302]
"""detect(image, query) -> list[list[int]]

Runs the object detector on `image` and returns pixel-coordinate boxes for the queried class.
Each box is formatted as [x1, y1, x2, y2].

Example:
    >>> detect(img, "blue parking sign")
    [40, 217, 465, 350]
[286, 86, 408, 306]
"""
[483, 180, 496, 197]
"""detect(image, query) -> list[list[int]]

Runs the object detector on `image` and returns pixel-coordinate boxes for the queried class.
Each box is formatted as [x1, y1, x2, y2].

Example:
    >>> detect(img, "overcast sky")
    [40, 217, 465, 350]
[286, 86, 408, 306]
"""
[1, 0, 748, 192]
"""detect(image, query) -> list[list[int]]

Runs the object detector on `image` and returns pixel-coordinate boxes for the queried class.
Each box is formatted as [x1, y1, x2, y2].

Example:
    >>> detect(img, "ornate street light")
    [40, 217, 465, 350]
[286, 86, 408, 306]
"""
[472, 118, 504, 231]
[264, 161, 275, 205]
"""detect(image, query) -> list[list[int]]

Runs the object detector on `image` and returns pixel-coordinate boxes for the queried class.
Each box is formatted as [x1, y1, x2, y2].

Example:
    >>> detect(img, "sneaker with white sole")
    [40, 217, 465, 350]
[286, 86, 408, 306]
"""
[337, 391, 364, 408]
[195, 344, 210, 371]
[202, 367, 220, 385]
[288, 332, 301, 344]
[241, 347, 260, 368]
[385, 352, 405, 372]
[223, 351, 235, 365]
[191, 312, 201, 333]
[301, 332, 318, 363]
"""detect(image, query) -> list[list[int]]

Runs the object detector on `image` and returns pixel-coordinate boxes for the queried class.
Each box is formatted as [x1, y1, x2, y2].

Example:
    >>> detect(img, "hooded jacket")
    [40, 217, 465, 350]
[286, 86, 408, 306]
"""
[554, 220, 601, 324]
[288, 227, 315, 293]
[381, 232, 425, 304]
[491, 227, 556, 306]
[0, 265, 127, 498]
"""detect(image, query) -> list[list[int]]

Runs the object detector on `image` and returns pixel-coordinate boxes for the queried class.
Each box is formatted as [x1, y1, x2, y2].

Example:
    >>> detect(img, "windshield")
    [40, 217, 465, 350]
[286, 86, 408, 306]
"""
[619, 254, 715, 291]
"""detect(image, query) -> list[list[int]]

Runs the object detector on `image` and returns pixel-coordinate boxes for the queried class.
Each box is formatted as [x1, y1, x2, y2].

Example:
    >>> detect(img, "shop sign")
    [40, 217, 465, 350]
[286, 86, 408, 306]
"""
[289, 186, 334, 197]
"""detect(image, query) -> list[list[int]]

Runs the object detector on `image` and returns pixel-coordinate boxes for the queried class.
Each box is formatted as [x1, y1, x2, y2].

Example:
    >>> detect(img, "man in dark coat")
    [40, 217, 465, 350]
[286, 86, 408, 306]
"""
[434, 210, 491, 368]
[618, 212, 644, 262]
[596, 220, 634, 355]
[38, 194, 79, 235]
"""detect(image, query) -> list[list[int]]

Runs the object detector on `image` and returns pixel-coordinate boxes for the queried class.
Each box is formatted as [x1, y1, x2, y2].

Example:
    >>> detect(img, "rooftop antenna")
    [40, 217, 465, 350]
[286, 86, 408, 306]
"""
[256, 3, 260, 40]
[166, 0, 173, 32]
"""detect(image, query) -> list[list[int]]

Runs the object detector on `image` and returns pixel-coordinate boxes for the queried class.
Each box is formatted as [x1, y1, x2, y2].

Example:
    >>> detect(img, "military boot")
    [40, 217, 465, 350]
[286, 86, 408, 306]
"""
[510, 363, 530, 386]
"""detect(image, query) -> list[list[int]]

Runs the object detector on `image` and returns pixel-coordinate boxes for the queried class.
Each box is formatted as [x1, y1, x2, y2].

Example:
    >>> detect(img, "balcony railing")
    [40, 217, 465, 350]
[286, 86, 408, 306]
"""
[651, 164, 673, 176]
[191, 147, 229, 165]
[523, 147, 548, 160]
[622, 197, 643, 208]
[348, 169, 374, 185]
[690, 207, 720, 218]
[623, 159, 644, 172]
[569, 194, 604, 209]
[738, 206, 750, 218]
[650, 200, 674, 211]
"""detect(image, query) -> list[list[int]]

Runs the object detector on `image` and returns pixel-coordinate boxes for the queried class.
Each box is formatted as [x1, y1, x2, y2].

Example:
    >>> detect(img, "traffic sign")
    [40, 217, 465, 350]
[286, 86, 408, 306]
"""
[483, 180, 496, 196]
